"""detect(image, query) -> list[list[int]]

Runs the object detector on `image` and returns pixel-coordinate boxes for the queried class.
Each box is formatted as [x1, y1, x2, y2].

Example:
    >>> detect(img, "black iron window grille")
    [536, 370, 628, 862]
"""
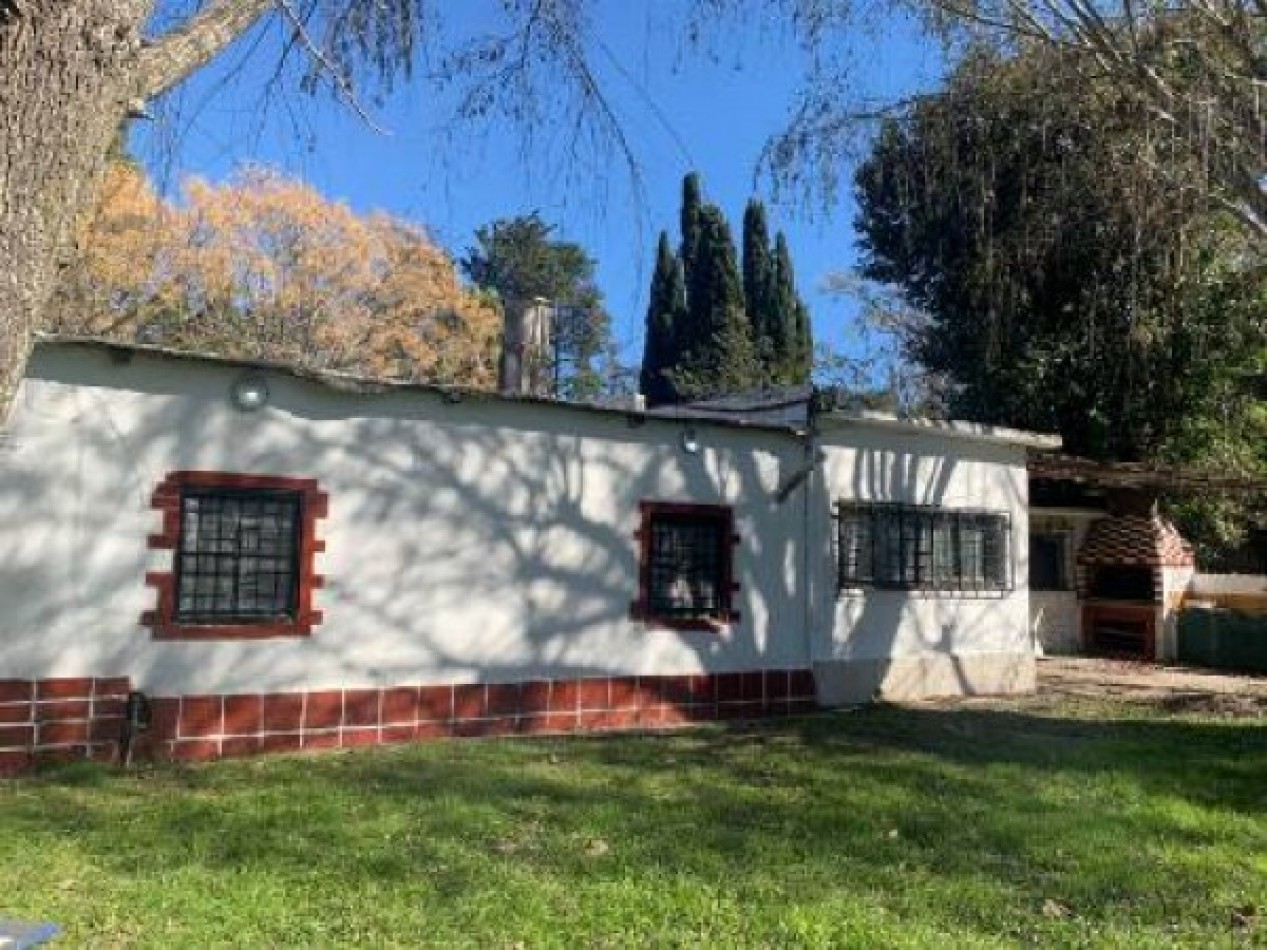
[175, 488, 302, 623]
[836, 502, 1011, 593]
[648, 512, 727, 620]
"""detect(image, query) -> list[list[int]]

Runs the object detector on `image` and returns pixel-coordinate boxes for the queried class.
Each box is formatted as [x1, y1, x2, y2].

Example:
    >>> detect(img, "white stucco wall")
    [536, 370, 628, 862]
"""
[1028, 511, 1101, 655]
[1030, 592, 1080, 655]
[1158, 564, 1196, 660]
[0, 344, 1043, 703]
[1, 345, 810, 695]
[1191, 573, 1267, 595]
[807, 418, 1036, 701]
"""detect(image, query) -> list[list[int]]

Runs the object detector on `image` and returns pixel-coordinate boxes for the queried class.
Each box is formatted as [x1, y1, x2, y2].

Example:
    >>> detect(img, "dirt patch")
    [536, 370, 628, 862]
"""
[1037, 657, 1267, 718]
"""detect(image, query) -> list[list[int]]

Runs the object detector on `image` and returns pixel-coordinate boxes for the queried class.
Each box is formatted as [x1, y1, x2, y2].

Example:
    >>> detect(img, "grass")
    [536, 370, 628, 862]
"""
[3, 695, 1267, 948]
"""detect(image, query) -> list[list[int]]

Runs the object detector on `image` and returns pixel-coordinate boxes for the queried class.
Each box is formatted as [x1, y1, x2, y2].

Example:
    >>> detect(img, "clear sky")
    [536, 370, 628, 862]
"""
[135, 2, 943, 375]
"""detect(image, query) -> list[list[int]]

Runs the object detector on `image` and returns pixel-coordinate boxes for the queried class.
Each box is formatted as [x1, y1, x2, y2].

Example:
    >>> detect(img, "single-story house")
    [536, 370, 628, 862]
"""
[0, 338, 1058, 770]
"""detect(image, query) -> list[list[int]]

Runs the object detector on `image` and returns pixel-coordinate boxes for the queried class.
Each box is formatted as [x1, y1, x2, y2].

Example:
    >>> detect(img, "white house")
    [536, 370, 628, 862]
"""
[0, 339, 1057, 769]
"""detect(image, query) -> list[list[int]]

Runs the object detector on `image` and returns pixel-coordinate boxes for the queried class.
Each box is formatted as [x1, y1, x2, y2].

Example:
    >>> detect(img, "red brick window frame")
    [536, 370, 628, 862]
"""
[630, 501, 741, 631]
[143, 472, 327, 640]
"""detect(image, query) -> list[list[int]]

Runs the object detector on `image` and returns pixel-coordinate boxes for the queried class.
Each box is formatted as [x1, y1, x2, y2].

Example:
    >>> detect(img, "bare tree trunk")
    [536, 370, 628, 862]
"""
[0, 0, 271, 423]
[0, 1, 154, 420]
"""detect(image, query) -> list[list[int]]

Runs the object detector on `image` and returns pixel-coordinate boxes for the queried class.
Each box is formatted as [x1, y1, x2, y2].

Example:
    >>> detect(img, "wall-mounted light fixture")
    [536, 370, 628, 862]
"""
[230, 374, 270, 412]
[680, 427, 701, 455]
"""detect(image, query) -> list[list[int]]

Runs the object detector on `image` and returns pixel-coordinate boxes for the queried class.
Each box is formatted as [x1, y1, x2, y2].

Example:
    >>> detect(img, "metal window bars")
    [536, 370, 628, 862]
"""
[835, 502, 1011, 593]
[174, 488, 303, 623]
[648, 513, 726, 619]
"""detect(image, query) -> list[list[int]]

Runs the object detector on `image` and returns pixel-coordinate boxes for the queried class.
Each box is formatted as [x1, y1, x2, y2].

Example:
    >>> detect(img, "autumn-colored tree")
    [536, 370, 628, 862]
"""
[52, 163, 501, 386]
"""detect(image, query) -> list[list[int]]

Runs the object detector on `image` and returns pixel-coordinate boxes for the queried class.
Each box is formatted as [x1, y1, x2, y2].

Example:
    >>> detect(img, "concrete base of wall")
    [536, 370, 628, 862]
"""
[812, 652, 1037, 706]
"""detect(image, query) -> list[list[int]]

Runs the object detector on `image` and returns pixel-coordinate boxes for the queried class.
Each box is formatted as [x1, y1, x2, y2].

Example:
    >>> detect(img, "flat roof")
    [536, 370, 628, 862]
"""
[819, 408, 1061, 451]
[30, 336, 1061, 450]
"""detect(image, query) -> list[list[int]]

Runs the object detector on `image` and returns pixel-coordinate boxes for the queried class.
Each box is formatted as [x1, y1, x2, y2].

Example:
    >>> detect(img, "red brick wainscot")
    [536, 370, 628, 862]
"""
[141, 669, 818, 764]
[0, 677, 132, 774]
[0, 671, 816, 771]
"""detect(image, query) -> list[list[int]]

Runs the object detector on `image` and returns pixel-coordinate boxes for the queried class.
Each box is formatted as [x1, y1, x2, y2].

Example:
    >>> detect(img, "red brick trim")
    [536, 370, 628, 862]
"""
[143, 471, 328, 640]
[129, 669, 818, 764]
[1082, 604, 1157, 659]
[0, 671, 819, 772]
[0, 677, 131, 774]
[630, 501, 741, 631]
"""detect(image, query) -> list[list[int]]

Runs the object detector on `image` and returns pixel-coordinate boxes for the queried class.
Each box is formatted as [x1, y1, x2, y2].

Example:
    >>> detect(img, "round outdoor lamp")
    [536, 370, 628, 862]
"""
[231, 374, 270, 412]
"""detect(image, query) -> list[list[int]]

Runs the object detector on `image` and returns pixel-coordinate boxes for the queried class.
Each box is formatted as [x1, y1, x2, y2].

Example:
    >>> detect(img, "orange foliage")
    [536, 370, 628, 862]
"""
[53, 164, 501, 387]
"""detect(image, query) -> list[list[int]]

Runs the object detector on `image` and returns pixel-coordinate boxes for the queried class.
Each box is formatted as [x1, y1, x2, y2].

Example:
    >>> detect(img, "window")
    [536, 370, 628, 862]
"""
[143, 472, 327, 639]
[836, 502, 1011, 593]
[176, 489, 301, 623]
[1030, 532, 1071, 591]
[631, 502, 738, 629]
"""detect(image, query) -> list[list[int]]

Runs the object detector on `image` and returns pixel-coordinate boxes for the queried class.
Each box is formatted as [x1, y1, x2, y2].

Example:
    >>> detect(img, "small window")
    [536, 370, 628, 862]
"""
[836, 503, 1011, 593]
[144, 472, 327, 639]
[1030, 532, 1070, 591]
[632, 502, 738, 629]
[176, 488, 302, 623]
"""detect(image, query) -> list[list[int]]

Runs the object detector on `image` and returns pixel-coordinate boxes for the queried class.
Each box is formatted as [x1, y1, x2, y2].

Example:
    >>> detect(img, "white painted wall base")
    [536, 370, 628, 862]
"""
[813, 652, 1037, 705]
[1031, 592, 1081, 655]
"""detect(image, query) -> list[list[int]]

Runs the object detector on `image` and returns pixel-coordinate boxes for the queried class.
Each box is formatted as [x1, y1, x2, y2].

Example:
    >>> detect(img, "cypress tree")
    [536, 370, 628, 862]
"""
[677, 206, 760, 398]
[742, 198, 776, 381]
[680, 172, 704, 290]
[642, 172, 801, 402]
[794, 298, 814, 380]
[771, 232, 813, 384]
[639, 231, 687, 406]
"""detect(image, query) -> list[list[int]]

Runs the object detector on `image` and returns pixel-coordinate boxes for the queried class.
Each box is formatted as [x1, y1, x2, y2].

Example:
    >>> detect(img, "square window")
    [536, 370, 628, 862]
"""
[145, 472, 327, 640]
[174, 488, 302, 624]
[633, 503, 736, 628]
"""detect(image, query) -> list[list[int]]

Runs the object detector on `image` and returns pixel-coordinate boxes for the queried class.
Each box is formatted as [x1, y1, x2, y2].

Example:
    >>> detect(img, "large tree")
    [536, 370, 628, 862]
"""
[854, 44, 1267, 463]
[676, 203, 761, 397]
[742, 199, 776, 369]
[53, 161, 502, 385]
[642, 173, 813, 403]
[460, 213, 613, 400]
[928, 1, 1267, 239]
[757, 0, 1267, 246]
[770, 231, 813, 384]
[640, 231, 688, 406]
[0, 0, 675, 423]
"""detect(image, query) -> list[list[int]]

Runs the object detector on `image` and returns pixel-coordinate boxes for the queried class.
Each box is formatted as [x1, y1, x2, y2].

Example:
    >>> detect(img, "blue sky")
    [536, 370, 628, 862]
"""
[136, 2, 943, 374]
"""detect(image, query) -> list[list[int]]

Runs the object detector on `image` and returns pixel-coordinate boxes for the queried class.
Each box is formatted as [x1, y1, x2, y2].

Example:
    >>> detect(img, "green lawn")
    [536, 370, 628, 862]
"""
[3, 695, 1267, 948]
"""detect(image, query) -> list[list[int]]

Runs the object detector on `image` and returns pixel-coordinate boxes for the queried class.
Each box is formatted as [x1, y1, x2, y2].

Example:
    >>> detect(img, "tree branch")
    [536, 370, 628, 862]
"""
[139, 0, 275, 101]
[274, 0, 391, 135]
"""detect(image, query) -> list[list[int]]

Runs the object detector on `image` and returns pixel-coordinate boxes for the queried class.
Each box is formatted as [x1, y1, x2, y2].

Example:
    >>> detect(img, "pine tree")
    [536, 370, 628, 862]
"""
[742, 198, 776, 381]
[639, 232, 687, 406]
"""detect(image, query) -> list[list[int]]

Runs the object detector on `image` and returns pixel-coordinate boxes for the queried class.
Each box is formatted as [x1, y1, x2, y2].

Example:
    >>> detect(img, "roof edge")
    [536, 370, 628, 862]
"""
[818, 409, 1061, 451]
[30, 335, 805, 437]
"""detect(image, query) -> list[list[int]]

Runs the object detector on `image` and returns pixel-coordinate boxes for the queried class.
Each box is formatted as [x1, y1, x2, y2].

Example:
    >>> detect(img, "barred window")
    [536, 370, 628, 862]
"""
[175, 489, 302, 623]
[836, 503, 1011, 593]
[632, 502, 738, 628]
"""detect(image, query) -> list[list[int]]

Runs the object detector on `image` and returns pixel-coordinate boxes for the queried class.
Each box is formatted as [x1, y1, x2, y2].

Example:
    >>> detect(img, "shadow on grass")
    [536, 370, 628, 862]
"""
[4, 705, 1267, 942]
